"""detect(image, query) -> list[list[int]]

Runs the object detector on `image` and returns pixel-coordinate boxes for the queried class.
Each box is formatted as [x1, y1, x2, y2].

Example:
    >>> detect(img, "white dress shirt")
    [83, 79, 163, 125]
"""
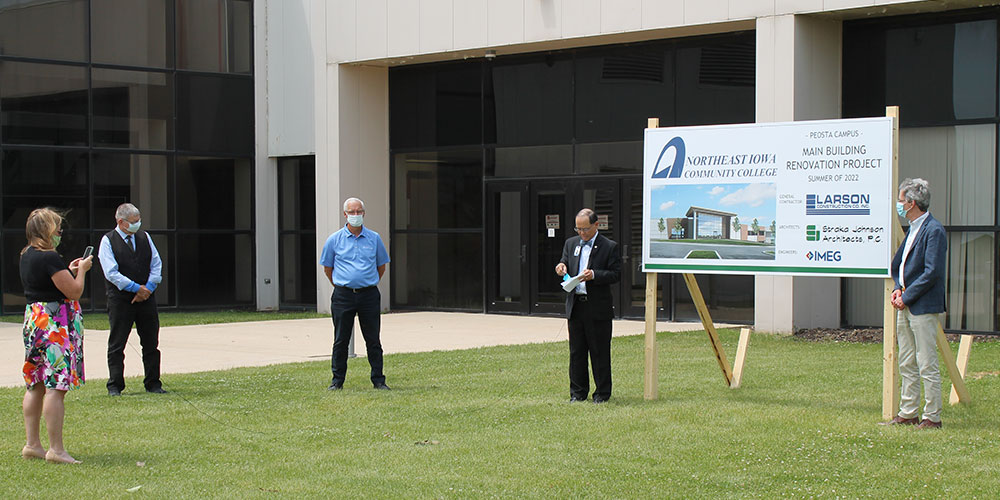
[574, 232, 598, 295]
[898, 211, 929, 289]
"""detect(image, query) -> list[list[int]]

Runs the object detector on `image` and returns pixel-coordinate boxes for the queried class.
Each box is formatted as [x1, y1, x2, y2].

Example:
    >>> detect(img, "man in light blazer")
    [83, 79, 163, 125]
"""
[883, 178, 947, 429]
[555, 208, 621, 403]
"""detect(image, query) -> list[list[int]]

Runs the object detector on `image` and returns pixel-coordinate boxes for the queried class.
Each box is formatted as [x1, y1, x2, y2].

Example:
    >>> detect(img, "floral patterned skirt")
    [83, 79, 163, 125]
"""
[22, 300, 85, 391]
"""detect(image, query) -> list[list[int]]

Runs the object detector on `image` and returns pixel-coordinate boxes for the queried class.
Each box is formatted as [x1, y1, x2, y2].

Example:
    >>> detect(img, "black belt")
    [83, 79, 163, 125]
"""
[575, 294, 588, 302]
[336, 285, 377, 293]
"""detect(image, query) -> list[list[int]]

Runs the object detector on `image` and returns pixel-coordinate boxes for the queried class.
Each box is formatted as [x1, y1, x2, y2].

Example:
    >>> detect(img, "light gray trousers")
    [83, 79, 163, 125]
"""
[896, 308, 943, 423]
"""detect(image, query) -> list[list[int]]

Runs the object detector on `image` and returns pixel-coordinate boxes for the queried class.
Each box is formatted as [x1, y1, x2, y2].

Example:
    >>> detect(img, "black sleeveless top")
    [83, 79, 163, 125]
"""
[20, 247, 69, 303]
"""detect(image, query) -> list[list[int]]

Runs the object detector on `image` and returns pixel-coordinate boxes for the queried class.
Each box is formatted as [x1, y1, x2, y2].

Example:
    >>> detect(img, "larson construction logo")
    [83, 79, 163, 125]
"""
[651, 136, 686, 179]
[805, 193, 871, 215]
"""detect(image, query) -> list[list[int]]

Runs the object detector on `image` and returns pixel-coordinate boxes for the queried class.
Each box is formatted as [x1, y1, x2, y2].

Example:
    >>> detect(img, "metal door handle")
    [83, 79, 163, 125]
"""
[521, 244, 526, 263]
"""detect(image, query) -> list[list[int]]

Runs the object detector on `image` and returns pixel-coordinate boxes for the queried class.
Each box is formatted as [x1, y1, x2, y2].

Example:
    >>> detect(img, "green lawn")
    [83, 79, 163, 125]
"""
[686, 250, 720, 259]
[0, 309, 327, 331]
[2, 329, 999, 498]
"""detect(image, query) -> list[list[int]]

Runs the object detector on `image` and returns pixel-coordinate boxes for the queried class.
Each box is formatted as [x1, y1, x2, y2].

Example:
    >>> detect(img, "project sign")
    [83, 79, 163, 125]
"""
[642, 117, 894, 277]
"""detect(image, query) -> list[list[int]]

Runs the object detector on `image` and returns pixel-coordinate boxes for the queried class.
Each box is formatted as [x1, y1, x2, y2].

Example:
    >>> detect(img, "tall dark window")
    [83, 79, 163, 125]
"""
[278, 156, 317, 308]
[388, 32, 756, 318]
[0, 0, 88, 62]
[92, 68, 175, 150]
[0, 62, 89, 146]
[176, 0, 252, 74]
[91, 0, 174, 68]
[843, 9, 1000, 334]
[392, 150, 484, 310]
[176, 74, 254, 154]
[0, 1, 255, 313]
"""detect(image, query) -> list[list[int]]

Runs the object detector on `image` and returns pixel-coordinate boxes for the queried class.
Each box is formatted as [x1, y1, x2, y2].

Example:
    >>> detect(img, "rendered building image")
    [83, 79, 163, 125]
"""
[1, 0, 997, 335]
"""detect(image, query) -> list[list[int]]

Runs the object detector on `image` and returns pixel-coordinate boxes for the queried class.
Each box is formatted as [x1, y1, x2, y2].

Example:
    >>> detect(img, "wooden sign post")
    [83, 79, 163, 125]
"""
[882, 106, 902, 420]
[643, 118, 751, 399]
[882, 106, 970, 420]
[644, 118, 660, 401]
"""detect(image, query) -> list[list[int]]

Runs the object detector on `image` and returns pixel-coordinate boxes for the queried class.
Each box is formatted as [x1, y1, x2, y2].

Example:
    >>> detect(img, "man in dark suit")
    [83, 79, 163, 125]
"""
[554, 208, 621, 403]
[882, 178, 947, 429]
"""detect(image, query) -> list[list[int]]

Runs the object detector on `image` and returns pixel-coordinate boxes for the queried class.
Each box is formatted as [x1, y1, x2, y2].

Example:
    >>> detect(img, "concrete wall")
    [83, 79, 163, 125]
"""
[306, 0, 994, 318]
[313, 1, 391, 313]
[255, 0, 279, 309]
[255, 0, 317, 310]
[266, 0, 316, 156]
[323, 0, 974, 64]
[754, 15, 843, 333]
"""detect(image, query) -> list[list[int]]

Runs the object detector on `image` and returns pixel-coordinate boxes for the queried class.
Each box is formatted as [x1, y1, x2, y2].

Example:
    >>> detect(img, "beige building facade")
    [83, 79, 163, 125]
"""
[255, 0, 1000, 333]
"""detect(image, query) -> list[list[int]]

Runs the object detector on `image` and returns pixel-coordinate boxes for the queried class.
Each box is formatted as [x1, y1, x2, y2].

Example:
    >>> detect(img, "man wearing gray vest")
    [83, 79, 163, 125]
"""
[98, 203, 165, 396]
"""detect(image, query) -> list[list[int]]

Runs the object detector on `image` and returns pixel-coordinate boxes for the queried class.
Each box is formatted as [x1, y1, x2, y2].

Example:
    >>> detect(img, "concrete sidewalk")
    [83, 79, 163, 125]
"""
[1, 312, 732, 389]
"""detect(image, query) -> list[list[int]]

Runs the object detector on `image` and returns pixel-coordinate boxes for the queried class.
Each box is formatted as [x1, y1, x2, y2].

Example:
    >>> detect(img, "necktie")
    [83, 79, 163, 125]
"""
[576, 240, 592, 294]
[125, 234, 133, 251]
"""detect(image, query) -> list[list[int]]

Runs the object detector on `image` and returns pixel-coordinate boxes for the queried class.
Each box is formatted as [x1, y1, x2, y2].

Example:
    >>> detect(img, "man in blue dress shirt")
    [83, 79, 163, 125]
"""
[320, 197, 391, 390]
[98, 203, 165, 396]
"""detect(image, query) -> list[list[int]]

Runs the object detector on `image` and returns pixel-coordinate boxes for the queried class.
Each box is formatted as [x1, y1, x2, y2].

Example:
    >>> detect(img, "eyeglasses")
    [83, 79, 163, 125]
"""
[345, 210, 365, 215]
[574, 226, 594, 233]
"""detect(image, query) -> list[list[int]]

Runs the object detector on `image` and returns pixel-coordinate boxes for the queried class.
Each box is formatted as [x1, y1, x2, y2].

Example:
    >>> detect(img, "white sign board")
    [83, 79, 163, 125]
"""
[642, 117, 893, 277]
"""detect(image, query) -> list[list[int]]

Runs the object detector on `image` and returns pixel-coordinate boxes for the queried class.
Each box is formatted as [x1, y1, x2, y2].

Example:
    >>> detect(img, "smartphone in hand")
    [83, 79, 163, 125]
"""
[82, 246, 94, 259]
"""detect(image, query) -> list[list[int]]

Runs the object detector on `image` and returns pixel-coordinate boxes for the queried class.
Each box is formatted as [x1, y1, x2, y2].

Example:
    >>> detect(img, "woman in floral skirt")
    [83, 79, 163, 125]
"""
[19, 208, 92, 464]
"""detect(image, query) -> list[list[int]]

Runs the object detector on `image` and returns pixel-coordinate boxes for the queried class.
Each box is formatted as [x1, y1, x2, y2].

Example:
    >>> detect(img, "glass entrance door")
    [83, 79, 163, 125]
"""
[530, 180, 621, 315]
[530, 182, 573, 314]
[486, 182, 530, 313]
[488, 178, 626, 317]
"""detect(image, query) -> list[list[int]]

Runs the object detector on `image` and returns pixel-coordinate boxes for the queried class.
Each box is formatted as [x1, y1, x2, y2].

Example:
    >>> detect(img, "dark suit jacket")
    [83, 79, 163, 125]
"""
[890, 213, 947, 315]
[559, 233, 621, 319]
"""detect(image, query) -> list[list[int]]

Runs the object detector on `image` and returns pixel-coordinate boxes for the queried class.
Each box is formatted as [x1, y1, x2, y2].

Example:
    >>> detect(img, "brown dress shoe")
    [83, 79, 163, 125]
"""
[879, 416, 919, 426]
[916, 419, 942, 429]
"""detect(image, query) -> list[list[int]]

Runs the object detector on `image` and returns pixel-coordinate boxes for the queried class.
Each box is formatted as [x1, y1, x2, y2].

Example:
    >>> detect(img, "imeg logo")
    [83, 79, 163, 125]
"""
[651, 136, 685, 179]
[805, 250, 842, 262]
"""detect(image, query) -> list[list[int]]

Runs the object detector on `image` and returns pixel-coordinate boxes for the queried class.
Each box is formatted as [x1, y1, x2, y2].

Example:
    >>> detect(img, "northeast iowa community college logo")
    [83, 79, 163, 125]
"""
[651, 137, 685, 178]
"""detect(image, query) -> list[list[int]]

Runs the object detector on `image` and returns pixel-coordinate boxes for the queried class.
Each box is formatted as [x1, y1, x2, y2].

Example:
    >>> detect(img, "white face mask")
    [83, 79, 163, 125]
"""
[346, 214, 364, 227]
[127, 220, 142, 233]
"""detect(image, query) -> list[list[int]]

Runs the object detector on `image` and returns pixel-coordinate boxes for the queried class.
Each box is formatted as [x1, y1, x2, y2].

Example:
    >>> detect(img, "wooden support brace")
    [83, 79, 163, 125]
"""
[949, 334, 973, 405]
[644, 272, 658, 400]
[730, 328, 751, 389]
[682, 273, 733, 386]
[936, 323, 970, 404]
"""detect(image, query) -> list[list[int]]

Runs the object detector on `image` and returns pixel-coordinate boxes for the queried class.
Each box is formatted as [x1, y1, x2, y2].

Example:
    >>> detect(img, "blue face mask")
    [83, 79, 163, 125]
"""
[896, 202, 908, 217]
[127, 220, 141, 233]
